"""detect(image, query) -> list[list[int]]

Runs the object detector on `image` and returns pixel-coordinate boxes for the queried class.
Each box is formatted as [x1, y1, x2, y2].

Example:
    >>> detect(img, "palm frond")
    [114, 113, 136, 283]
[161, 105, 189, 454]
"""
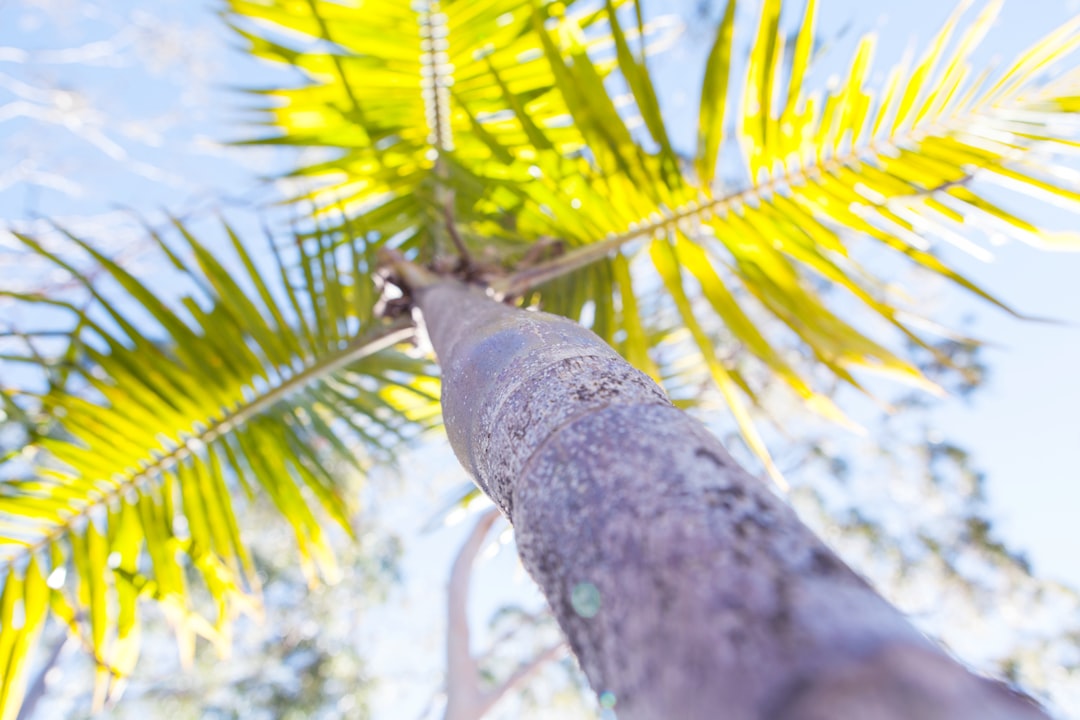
[470, 0, 1080, 479]
[229, 0, 1080, 477]
[0, 220, 436, 718]
[225, 0, 640, 255]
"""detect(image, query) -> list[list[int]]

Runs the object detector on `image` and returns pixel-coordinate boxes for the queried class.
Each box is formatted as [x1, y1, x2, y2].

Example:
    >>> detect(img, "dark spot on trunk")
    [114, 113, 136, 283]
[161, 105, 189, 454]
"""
[808, 548, 846, 577]
[770, 575, 793, 634]
[695, 447, 730, 469]
[703, 487, 731, 510]
[703, 484, 747, 511]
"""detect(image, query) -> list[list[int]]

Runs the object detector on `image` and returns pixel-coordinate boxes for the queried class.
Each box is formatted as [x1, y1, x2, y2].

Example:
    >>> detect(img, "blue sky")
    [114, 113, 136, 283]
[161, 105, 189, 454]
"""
[801, 0, 1080, 587]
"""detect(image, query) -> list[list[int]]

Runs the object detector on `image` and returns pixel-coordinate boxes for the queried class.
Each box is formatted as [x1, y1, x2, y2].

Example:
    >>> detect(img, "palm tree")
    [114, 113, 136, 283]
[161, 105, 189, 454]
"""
[2, 0, 1078, 716]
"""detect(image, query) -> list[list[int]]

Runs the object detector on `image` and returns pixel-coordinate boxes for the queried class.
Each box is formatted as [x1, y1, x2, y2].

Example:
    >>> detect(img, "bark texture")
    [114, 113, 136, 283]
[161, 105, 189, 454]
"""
[415, 280, 1049, 720]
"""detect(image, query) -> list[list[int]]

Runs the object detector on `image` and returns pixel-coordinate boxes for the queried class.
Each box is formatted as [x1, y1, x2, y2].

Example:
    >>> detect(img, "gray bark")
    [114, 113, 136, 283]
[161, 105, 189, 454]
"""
[415, 280, 1050, 720]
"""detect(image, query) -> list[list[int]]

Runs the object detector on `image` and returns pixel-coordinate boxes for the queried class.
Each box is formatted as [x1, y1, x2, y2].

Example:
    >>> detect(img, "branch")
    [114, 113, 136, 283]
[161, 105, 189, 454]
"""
[378, 248, 442, 290]
[477, 643, 565, 715]
[441, 193, 473, 269]
[444, 508, 500, 720]
[443, 509, 566, 720]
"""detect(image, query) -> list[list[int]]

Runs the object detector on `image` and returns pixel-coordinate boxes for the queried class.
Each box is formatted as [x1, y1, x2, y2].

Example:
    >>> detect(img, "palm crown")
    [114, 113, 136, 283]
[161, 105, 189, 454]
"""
[2, 0, 1079, 716]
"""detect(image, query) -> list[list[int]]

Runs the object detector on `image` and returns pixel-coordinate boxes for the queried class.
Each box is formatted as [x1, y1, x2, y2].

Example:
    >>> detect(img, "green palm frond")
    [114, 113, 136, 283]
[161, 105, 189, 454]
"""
[229, 0, 1080, 483]
[464, 0, 1080, 480]
[502, 0, 1080, 331]
[225, 0, 649, 251]
[0, 221, 437, 717]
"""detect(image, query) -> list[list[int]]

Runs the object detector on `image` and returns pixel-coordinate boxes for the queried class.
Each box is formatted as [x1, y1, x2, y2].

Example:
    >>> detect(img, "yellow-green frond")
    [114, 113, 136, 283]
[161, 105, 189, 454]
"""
[227, 0, 625, 227]
[473, 0, 1080, 480]
[228, 0, 1080, 482]
[0, 221, 437, 718]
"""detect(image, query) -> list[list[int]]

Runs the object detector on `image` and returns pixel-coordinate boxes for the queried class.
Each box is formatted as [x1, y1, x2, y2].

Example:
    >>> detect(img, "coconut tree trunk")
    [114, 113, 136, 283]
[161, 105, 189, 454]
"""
[413, 278, 1049, 720]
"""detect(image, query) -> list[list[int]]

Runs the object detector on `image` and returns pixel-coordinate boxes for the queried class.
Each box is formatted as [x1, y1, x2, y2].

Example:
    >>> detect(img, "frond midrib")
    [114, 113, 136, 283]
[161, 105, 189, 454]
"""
[417, 0, 453, 153]
[0, 319, 416, 571]
[495, 92, 1042, 297]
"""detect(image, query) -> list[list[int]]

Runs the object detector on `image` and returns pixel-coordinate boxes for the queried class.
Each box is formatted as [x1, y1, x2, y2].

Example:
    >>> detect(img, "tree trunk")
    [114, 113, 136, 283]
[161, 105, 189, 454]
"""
[414, 279, 1049, 720]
